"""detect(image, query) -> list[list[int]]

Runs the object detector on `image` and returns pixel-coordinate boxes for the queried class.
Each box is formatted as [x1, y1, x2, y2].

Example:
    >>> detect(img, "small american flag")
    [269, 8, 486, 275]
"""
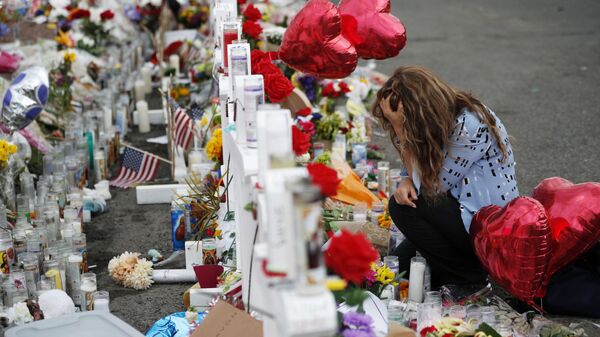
[110, 146, 160, 188]
[169, 98, 193, 149]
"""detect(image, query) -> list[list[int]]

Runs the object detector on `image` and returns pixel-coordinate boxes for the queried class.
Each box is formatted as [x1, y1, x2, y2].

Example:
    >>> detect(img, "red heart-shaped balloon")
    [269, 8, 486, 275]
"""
[532, 177, 600, 280]
[338, 0, 406, 60]
[279, 0, 358, 79]
[470, 197, 551, 305]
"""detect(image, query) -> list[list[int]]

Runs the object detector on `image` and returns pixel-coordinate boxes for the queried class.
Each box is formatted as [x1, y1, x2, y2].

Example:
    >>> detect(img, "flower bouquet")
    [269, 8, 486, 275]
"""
[0, 138, 18, 212]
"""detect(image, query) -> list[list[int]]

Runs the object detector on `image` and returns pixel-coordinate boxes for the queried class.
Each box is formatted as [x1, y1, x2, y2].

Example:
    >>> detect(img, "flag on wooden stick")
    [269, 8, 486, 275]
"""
[169, 98, 193, 150]
[110, 146, 160, 188]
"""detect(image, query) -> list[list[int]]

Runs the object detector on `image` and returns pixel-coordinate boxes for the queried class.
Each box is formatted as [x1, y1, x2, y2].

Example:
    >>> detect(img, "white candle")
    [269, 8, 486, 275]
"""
[408, 257, 426, 303]
[94, 298, 110, 311]
[134, 80, 146, 102]
[141, 67, 153, 94]
[103, 107, 112, 131]
[169, 54, 180, 77]
[136, 100, 151, 133]
[188, 149, 203, 166]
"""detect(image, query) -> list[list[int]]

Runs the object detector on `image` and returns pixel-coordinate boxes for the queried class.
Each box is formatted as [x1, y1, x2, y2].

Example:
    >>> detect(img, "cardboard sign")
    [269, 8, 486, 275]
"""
[190, 301, 263, 337]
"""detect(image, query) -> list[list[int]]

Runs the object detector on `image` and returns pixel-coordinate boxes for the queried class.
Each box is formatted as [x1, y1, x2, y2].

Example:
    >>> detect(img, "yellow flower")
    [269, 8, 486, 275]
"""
[200, 116, 208, 127]
[55, 30, 74, 48]
[375, 264, 396, 285]
[377, 213, 391, 230]
[170, 89, 180, 100]
[326, 278, 347, 291]
[179, 87, 190, 97]
[63, 51, 76, 63]
[7, 144, 17, 154]
[256, 40, 266, 51]
[215, 229, 222, 237]
[206, 128, 223, 162]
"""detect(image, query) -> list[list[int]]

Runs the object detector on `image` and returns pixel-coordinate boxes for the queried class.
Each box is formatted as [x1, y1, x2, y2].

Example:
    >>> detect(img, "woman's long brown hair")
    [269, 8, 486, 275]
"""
[372, 66, 508, 196]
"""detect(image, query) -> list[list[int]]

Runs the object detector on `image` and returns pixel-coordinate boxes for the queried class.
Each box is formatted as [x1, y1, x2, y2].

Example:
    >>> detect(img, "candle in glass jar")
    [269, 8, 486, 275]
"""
[136, 100, 151, 133]
[408, 256, 426, 303]
[134, 80, 145, 102]
[222, 25, 239, 73]
[93, 291, 110, 311]
[169, 55, 180, 77]
[141, 67, 152, 93]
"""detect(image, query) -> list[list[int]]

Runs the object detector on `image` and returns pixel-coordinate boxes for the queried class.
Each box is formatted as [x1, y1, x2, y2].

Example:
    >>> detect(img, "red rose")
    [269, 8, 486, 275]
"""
[307, 163, 341, 197]
[420, 326, 438, 337]
[242, 20, 262, 39]
[243, 3, 262, 22]
[296, 107, 312, 117]
[442, 334, 454, 337]
[298, 120, 315, 136]
[68, 8, 91, 20]
[100, 9, 114, 21]
[292, 125, 311, 156]
[322, 82, 339, 98]
[339, 82, 351, 93]
[264, 72, 294, 103]
[237, 0, 247, 4]
[324, 229, 378, 284]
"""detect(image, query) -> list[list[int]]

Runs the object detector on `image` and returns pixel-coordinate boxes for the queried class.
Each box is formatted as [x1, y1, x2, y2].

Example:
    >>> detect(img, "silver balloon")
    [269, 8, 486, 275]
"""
[1, 66, 49, 132]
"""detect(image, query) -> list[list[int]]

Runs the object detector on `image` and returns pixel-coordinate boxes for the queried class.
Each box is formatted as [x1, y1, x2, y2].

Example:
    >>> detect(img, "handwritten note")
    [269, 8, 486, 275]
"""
[190, 301, 263, 337]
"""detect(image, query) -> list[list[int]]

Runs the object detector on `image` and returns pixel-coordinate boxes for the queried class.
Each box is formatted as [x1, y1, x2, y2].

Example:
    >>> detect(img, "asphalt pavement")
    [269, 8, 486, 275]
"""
[88, 0, 600, 332]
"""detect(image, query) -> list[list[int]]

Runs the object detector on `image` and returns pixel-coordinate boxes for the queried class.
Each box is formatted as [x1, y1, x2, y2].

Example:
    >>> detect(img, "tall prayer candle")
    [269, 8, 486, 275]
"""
[141, 67, 152, 93]
[169, 55, 180, 77]
[136, 100, 151, 133]
[134, 80, 145, 102]
[222, 22, 240, 74]
[408, 256, 426, 303]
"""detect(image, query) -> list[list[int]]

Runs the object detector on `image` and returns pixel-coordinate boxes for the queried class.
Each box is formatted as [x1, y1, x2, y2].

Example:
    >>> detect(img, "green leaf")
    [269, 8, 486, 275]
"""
[476, 323, 502, 337]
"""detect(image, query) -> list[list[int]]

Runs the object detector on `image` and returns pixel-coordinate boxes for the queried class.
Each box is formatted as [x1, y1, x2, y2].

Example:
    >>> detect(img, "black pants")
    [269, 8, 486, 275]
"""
[389, 193, 487, 287]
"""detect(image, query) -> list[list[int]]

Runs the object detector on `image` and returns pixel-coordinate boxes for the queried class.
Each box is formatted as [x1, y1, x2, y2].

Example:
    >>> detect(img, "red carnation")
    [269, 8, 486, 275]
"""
[339, 81, 351, 93]
[68, 8, 90, 20]
[307, 163, 341, 197]
[100, 9, 114, 21]
[243, 3, 262, 22]
[242, 20, 262, 39]
[292, 125, 311, 156]
[321, 82, 339, 98]
[264, 72, 294, 103]
[298, 120, 315, 136]
[296, 107, 312, 117]
[324, 230, 378, 284]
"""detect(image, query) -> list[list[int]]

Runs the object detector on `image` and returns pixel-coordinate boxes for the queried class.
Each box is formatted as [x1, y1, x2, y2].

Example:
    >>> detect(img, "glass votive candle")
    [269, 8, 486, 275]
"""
[423, 291, 442, 305]
[480, 306, 496, 326]
[202, 238, 217, 265]
[353, 202, 368, 222]
[417, 301, 442, 333]
[466, 304, 482, 325]
[447, 305, 467, 319]
[93, 291, 110, 311]
[383, 256, 400, 274]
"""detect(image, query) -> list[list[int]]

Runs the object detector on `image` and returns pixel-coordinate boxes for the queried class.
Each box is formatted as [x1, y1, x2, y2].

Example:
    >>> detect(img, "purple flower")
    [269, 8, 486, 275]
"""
[0, 24, 10, 37]
[58, 19, 71, 32]
[343, 312, 373, 330]
[343, 330, 376, 337]
[125, 5, 142, 22]
[298, 75, 318, 102]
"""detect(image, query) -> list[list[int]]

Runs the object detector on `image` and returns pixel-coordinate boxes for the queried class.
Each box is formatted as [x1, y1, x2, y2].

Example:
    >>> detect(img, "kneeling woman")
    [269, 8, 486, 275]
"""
[372, 66, 518, 287]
